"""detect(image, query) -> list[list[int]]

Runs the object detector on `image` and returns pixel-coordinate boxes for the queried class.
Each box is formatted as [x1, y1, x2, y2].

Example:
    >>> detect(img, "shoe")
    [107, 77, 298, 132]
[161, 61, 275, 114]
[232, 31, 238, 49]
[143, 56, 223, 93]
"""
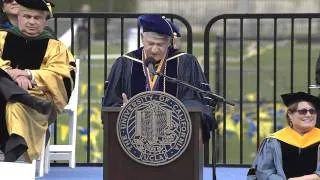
[4, 134, 27, 162]
[10, 94, 53, 114]
[4, 145, 27, 162]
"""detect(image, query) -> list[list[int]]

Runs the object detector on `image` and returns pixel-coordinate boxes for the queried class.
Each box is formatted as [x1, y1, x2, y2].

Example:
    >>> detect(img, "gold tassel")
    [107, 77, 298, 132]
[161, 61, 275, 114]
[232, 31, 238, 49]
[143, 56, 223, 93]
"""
[172, 32, 178, 49]
[46, 3, 53, 18]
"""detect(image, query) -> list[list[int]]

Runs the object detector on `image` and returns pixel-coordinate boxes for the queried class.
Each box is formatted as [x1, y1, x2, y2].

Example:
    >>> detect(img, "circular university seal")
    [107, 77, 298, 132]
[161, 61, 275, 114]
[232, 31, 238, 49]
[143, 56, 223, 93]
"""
[116, 91, 192, 166]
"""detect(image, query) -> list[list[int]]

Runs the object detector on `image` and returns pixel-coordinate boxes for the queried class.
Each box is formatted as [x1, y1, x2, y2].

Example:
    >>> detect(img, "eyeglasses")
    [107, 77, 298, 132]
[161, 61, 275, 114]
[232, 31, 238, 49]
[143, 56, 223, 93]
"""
[3, 0, 14, 3]
[294, 108, 317, 115]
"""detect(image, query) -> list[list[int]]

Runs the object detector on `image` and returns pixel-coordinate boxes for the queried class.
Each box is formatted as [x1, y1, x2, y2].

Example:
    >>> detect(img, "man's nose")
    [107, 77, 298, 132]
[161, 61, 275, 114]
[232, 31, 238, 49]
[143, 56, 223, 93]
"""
[151, 46, 158, 53]
[29, 18, 35, 24]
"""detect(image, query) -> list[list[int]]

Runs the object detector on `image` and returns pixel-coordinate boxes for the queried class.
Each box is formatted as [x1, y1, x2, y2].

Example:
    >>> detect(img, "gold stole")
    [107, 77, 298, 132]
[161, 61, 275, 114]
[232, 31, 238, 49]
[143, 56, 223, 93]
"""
[270, 127, 320, 148]
[146, 59, 165, 90]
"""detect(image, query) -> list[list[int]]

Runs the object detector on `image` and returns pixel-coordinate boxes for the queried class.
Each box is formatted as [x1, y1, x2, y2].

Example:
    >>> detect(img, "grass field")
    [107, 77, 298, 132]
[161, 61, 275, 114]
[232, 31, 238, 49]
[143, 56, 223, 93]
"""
[52, 39, 320, 164]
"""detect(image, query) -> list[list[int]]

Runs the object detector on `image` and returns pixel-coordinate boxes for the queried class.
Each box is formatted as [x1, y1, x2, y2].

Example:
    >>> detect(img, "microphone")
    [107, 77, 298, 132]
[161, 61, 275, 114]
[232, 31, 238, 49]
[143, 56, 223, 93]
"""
[144, 57, 157, 75]
[143, 57, 234, 106]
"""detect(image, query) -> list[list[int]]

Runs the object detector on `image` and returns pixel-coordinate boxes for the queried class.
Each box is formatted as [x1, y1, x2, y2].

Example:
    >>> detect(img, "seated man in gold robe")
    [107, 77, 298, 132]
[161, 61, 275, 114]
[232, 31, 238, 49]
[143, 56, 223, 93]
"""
[0, 0, 75, 162]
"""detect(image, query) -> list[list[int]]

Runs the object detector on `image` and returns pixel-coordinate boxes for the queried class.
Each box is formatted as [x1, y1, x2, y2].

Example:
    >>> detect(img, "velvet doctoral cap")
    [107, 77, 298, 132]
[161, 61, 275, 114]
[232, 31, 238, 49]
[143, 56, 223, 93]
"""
[281, 91, 320, 109]
[15, 0, 54, 18]
[138, 14, 181, 37]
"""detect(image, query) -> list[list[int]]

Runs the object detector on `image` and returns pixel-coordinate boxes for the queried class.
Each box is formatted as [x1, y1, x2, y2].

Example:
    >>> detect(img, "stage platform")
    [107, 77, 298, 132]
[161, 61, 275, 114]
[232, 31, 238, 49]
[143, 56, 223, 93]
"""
[36, 166, 249, 180]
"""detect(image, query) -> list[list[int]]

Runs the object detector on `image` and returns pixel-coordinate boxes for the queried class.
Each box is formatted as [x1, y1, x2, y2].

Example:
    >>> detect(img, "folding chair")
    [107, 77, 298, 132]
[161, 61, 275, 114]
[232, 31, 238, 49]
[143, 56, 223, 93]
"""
[34, 136, 47, 177]
[45, 59, 80, 172]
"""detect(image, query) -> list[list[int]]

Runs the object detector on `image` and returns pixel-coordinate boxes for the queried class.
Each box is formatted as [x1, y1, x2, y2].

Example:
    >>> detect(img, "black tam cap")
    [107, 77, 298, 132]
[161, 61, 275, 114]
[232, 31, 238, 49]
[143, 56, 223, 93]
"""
[281, 92, 320, 109]
[16, 0, 54, 18]
[138, 14, 181, 38]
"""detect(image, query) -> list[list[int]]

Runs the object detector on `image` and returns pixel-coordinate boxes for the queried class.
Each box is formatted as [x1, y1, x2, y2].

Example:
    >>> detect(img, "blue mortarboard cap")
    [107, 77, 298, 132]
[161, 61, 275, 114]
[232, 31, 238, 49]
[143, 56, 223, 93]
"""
[138, 14, 181, 37]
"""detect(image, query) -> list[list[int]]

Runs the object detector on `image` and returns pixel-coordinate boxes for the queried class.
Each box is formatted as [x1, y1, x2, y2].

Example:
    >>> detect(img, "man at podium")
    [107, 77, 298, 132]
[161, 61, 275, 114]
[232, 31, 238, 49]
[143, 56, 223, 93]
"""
[103, 14, 216, 141]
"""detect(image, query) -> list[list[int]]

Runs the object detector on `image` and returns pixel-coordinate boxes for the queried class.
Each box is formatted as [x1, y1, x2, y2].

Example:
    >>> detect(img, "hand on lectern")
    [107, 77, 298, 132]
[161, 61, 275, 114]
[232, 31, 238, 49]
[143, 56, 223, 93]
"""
[122, 93, 129, 106]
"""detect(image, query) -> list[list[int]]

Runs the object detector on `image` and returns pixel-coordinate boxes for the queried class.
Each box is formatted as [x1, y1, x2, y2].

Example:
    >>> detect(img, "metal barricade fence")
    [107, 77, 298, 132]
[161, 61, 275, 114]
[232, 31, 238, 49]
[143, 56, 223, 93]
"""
[50, 12, 320, 169]
[204, 13, 320, 167]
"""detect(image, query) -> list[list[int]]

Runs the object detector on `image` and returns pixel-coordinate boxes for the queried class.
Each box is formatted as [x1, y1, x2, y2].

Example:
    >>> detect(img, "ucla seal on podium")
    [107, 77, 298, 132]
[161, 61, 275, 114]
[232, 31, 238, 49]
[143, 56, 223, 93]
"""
[116, 91, 192, 166]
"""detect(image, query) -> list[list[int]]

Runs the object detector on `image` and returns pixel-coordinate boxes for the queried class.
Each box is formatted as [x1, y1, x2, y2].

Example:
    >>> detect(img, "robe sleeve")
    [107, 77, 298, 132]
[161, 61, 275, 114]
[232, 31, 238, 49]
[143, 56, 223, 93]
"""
[0, 31, 12, 70]
[0, 58, 11, 70]
[67, 50, 76, 99]
[316, 144, 320, 176]
[255, 138, 285, 180]
[177, 54, 216, 141]
[102, 57, 132, 107]
[31, 39, 73, 112]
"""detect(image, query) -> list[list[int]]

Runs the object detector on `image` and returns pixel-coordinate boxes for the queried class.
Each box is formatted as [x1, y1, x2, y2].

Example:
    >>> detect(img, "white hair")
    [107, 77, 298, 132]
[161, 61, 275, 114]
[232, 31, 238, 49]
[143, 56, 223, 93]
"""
[142, 31, 170, 41]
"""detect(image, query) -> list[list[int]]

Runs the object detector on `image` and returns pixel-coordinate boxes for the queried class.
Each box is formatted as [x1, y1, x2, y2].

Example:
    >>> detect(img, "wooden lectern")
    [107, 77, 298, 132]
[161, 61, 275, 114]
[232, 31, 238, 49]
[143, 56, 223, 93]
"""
[101, 106, 204, 180]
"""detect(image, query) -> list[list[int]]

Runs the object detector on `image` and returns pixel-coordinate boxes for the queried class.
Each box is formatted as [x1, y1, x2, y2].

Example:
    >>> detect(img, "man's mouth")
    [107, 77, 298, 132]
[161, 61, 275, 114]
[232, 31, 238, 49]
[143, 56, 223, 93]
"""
[27, 27, 36, 30]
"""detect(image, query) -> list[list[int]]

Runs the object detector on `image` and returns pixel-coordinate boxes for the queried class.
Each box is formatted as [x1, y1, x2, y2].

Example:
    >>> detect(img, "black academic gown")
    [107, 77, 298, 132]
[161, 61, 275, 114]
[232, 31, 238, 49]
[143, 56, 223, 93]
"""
[103, 47, 216, 141]
[276, 128, 320, 178]
[0, 69, 29, 99]
[252, 127, 320, 179]
[0, 69, 30, 150]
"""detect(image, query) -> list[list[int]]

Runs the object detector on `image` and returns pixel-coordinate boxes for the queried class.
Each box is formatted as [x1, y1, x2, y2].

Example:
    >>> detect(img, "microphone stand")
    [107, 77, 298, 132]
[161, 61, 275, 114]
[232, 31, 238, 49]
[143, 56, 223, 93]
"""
[152, 70, 231, 180]
[153, 71, 235, 106]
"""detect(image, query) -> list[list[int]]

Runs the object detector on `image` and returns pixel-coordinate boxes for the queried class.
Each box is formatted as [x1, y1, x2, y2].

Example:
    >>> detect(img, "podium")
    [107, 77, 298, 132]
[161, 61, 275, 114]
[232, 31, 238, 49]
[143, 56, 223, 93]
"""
[101, 106, 204, 180]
